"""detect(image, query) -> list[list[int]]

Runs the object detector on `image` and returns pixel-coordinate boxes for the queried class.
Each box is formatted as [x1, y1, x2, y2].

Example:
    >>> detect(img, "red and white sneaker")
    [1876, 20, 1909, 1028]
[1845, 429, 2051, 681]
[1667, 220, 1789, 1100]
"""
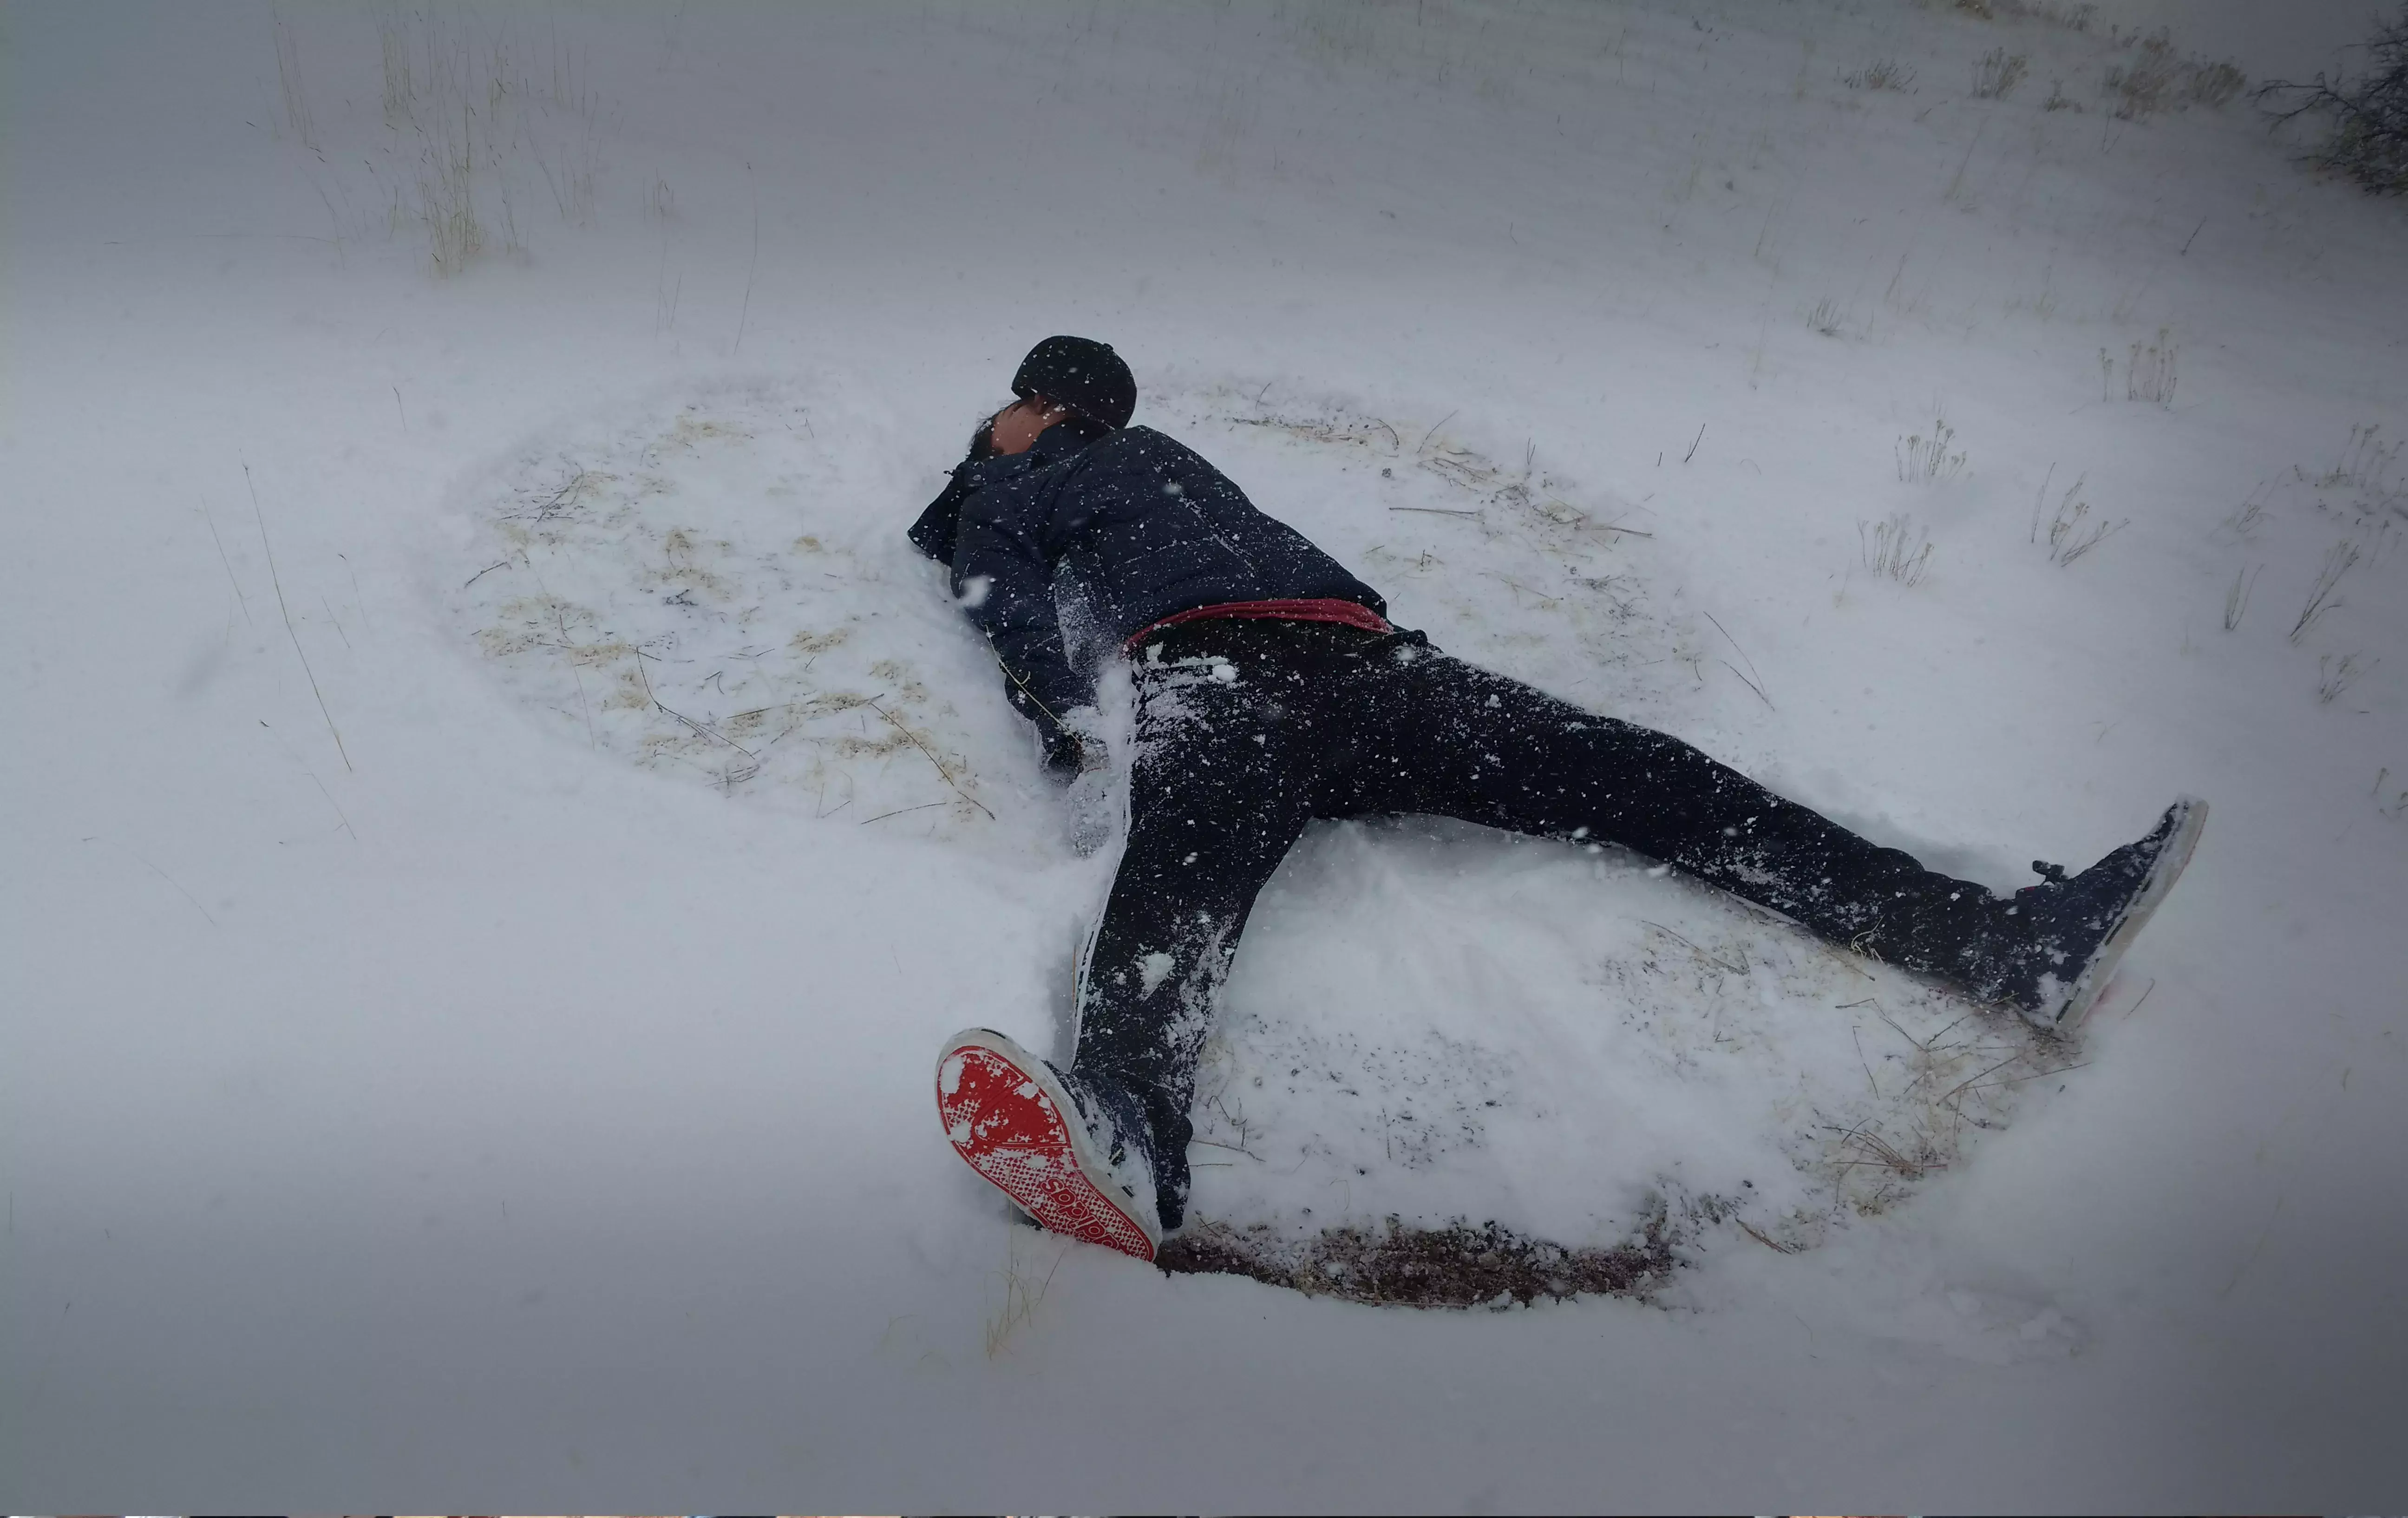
[934, 1028, 1161, 1263]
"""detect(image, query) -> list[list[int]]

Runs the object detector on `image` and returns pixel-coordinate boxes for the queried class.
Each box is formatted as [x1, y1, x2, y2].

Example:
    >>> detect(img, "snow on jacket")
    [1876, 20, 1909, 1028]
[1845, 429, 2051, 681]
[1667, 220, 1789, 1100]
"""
[907, 419, 1387, 743]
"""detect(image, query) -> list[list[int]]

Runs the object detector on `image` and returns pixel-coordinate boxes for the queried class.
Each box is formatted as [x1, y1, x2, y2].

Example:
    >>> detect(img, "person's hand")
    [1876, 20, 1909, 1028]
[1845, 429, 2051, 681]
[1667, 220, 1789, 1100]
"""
[1037, 707, 1113, 854]
[1038, 707, 1109, 779]
[1041, 727, 1110, 784]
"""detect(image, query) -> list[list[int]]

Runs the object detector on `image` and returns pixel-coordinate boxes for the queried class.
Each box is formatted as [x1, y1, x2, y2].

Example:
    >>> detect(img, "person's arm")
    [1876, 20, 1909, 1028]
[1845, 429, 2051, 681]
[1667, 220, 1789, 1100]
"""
[950, 460, 1099, 772]
[904, 420, 999, 563]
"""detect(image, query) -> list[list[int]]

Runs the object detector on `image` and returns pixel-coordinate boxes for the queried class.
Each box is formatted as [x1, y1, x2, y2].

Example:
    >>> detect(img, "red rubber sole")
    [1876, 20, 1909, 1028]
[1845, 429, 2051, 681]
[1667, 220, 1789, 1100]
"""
[936, 1037, 1156, 1263]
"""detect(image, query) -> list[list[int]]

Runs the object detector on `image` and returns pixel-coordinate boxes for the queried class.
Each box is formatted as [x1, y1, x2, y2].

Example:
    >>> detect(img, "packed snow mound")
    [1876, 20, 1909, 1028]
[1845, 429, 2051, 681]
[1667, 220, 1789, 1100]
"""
[448, 375, 1031, 845]
[1182, 815, 2059, 1274]
[450, 375, 2060, 1284]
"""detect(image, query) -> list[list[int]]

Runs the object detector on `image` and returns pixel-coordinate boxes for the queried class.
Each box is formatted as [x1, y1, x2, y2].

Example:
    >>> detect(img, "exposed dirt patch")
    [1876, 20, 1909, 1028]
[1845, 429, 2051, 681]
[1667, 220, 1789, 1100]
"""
[1158, 1213, 1679, 1308]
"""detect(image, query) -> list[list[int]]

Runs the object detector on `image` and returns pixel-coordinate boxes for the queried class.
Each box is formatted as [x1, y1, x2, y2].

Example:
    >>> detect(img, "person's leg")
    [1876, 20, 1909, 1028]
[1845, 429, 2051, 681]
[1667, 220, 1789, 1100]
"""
[1331, 635, 2008, 988]
[1071, 631, 1326, 1230]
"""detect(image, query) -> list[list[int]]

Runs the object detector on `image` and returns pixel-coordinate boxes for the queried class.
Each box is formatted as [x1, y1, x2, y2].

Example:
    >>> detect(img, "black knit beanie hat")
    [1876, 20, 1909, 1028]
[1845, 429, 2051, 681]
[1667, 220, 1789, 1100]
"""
[1012, 335, 1136, 430]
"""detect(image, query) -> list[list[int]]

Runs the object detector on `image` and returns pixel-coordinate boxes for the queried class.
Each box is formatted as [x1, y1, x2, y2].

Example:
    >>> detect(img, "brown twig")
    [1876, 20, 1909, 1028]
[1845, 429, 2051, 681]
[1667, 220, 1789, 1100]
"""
[1937, 1053, 2026, 1107]
[1703, 610, 1773, 709]
[1417, 409, 1459, 454]
[1735, 1217, 1800, 1252]
[246, 460, 351, 772]
[84, 836, 218, 927]
[636, 655, 755, 759]
[1954, 1060, 2090, 1097]
[733, 159, 758, 354]
[2120, 977, 2158, 1020]
[1638, 919, 1748, 975]
[200, 500, 252, 625]
[866, 696, 995, 820]
[1190, 1136, 1263, 1161]
[861, 801, 948, 826]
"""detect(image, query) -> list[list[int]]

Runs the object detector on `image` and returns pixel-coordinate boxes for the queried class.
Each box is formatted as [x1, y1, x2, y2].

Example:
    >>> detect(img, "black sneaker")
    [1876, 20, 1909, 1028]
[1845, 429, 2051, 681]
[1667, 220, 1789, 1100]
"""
[1988, 795, 2207, 1028]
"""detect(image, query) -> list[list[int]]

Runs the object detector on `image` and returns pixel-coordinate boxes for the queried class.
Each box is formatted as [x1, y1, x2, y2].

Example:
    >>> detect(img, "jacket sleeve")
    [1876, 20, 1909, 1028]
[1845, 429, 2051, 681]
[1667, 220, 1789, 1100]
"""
[904, 423, 1000, 562]
[951, 461, 1092, 740]
[906, 471, 970, 562]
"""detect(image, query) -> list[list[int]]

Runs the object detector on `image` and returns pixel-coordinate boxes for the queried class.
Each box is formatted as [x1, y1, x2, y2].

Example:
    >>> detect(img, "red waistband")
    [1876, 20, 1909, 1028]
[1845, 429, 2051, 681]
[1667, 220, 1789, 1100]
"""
[1124, 598, 1393, 652]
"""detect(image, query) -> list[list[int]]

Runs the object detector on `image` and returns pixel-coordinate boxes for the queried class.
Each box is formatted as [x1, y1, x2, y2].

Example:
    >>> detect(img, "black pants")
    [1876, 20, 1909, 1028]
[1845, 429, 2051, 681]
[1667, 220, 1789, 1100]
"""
[1072, 618, 2004, 1229]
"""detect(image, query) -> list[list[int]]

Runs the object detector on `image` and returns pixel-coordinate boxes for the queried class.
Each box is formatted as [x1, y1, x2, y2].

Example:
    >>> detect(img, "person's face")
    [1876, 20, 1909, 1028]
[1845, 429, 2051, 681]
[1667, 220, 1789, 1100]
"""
[988, 395, 1071, 456]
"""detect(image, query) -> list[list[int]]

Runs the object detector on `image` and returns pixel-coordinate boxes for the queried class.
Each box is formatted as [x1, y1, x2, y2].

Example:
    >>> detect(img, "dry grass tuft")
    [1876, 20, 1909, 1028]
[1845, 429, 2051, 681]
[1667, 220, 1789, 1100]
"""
[984, 1228, 1066, 1356]
[2318, 653, 2375, 704]
[2223, 564, 2260, 631]
[1860, 513, 1937, 586]
[1994, 0, 2096, 30]
[361, 2, 618, 274]
[2104, 29, 2247, 120]
[2030, 470, 2126, 566]
[2125, 327, 2178, 406]
[2291, 539, 2362, 642]
[1895, 416, 1967, 484]
[1973, 47, 2029, 99]
[1843, 58, 1917, 92]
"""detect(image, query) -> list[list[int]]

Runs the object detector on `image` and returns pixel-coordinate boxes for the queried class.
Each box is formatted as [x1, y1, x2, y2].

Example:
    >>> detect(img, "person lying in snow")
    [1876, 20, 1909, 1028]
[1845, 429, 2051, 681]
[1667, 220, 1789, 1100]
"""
[915, 334, 2206, 1265]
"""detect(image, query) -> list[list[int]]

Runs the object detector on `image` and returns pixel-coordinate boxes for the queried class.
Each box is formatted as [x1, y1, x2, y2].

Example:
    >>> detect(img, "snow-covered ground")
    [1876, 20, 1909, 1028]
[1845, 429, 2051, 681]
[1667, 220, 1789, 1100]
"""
[6, 0, 2403, 1505]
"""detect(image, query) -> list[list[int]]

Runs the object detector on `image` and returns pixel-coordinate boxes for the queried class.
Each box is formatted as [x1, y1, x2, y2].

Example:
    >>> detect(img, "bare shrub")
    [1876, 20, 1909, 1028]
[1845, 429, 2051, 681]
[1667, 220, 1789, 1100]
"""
[1995, 0, 2096, 29]
[2190, 60, 2247, 108]
[1805, 296, 1849, 336]
[1895, 417, 1967, 484]
[2104, 29, 2248, 120]
[2126, 328, 2178, 405]
[1845, 59, 1917, 92]
[1860, 513, 1937, 586]
[2257, 6, 2408, 195]
[2044, 79, 2083, 111]
[2106, 42, 2177, 118]
[1974, 48, 2029, 99]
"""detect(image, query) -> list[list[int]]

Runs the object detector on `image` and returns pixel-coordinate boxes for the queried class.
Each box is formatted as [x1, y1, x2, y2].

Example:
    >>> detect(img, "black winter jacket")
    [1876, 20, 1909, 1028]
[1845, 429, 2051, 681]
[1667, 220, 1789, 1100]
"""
[908, 421, 1387, 744]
